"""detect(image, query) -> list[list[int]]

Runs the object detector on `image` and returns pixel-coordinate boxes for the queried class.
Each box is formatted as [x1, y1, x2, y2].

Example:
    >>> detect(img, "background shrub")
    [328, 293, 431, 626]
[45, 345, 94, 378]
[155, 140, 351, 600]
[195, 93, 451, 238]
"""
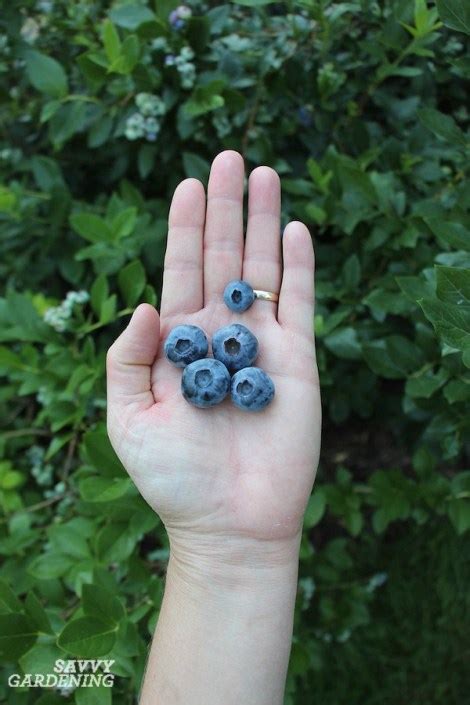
[0, 1, 469, 703]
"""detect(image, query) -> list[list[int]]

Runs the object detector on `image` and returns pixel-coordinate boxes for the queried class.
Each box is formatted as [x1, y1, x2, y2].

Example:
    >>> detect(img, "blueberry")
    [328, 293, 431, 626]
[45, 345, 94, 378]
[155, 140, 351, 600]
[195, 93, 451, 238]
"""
[164, 324, 208, 367]
[297, 106, 313, 127]
[223, 280, 255, 312]
[181, 358, 231, 408]
[230, 367, 275, 412]
[212, 323, 258, 374]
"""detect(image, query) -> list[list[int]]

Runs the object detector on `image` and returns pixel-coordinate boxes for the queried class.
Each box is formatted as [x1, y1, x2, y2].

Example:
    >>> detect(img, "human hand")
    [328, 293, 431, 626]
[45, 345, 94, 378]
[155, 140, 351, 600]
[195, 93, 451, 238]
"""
[106, 150, 321, 573]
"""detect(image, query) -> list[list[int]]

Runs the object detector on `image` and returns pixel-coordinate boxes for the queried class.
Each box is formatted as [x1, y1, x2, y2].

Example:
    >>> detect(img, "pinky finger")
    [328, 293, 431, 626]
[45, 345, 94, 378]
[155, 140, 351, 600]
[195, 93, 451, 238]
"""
[277, 221, 315, 339]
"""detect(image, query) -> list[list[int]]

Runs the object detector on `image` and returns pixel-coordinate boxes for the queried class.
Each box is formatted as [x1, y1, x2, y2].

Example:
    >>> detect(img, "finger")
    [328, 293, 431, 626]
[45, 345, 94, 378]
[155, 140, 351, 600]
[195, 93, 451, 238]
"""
[278, 222, 315, 339]
[106, 304, 160, 414]
[242, 166, 281, 319]
[160, 178, 205, 318]
[203, 150, 245, 305]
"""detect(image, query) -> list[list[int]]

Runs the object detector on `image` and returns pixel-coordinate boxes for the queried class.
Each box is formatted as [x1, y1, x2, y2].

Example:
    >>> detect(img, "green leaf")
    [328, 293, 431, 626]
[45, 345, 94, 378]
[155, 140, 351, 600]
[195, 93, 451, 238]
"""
[138, 143, 157, 179]
[83, 428, 126, 478]
[70, 213, 113, 243]
[448, 499, 470, 534]
[443, 379, 470, 403]
[28, 553, 74, 580]
[109, 4, 155, 29]
[182, 152, 211, 182]
[363, 336, 425, 378]
[186, 16, 211, 52]
[100, 294, 117, 324]
[111, 207, 138, 239]
[96, 523, 138, 563]
[342, 254, 361, 290]
[49, 101, 88, 147]
[324, 327, 362, 360]
[305, 203, 327, 225]
[435, 267, 470, 307]
[82, 583, 125, 626]
[436, 0, 470, 34]
[57, 617, 117, 657]
[75, 684, 112, 705]
[396, 275, 435, 303]
[19, 642, 63, 678]
[102, 20, 121, 63]
[24, 51, 68, 98]
[79, 476, 133, 503]
[419, 298, 470, 351]
[24, 592, 54, 634]
[88, 115, 114, 149]
[183, 80, 226, 117]
[418, 108, 467, 146]
[0, 469, 24, 489]
[0, 614, 37, 661]
[233, 0, 277, 4]
[304, 490, 326, 529]
[363, 289, 411, 320]
[91, 274, 109, 317]
[424, 219, 469, 250]
[47, 524, 90, 559]
[121, 34, 141, 72]
[154, 0, 178, 21]
[0, 579, 22, 613]
[29, 155, 65, 190]
[370, 470, 412, 533]
[405, 368, 448, 398]
[118, 260, 146, 306]
[109, 34, 140, 74]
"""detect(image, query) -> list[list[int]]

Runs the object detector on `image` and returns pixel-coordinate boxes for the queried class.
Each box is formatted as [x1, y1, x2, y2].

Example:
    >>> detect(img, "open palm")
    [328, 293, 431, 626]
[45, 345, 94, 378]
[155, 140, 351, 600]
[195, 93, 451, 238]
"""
[106, 151, 321, 552]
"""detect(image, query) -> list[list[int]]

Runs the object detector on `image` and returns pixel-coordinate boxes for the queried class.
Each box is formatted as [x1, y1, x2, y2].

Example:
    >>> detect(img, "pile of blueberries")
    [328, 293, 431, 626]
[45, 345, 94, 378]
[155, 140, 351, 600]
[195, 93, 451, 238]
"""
[164, 280, 275, 412]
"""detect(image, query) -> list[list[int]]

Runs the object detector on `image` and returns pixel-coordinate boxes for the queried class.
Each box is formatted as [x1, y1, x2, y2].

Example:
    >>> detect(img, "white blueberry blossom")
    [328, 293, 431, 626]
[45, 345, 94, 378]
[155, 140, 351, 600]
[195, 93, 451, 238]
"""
[151, 36, 170, 51]
[36, 0, 54, 11]
[28, 445, 54, 486]
[212, 112, 231, 138]
[125, 94, 167, 141]
[20, 18, 40, 43]
[177, 5, 192, 19]
[0, 35, 10, 55]
[144, 117, 160, 141]
[168, 46, 196, 89]
[125, 112, 146, 140]
[43, 290, 89, 332]
[0, 147, 22, 163]
[135, 92, 166, 117]
[169, 5, 192, 30]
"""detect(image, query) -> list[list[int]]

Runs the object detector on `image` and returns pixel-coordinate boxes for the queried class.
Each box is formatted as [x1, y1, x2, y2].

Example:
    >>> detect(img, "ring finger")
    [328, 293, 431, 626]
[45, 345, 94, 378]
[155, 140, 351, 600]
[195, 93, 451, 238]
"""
[242, 166, 282, 320]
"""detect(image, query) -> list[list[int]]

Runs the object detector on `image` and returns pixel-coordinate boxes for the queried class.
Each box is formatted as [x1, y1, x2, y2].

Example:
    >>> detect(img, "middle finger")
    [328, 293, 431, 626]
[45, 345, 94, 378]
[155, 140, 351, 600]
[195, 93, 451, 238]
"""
[203, 150, 245, 306]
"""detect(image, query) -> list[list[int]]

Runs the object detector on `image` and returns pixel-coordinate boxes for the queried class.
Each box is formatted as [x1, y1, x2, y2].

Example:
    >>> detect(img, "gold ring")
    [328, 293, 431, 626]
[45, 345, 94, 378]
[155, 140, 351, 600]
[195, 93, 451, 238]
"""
[253, 289, 279, 303]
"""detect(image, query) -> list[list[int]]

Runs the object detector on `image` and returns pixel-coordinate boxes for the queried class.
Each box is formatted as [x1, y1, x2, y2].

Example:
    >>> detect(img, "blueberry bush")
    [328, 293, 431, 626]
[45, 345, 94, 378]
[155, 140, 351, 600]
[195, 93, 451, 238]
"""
[0, 0, 469, 703]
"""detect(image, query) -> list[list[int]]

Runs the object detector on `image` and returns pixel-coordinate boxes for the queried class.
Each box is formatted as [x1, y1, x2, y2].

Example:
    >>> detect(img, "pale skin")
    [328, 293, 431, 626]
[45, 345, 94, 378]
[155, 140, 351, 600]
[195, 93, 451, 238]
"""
[106, 150, 322, 704]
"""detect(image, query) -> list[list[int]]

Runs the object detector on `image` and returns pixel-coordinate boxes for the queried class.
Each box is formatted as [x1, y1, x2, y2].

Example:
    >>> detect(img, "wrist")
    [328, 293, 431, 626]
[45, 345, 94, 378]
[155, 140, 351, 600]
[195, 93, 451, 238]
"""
[166, 530, 301, 596]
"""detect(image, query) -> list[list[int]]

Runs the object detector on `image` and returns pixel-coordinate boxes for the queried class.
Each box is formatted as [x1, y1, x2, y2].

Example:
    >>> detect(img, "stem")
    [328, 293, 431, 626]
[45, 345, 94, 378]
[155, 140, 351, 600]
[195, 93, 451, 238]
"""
[241, 79, 263, 159]
[62, 94, 101, 105]
[61, 433, 79, 482]
[2, 428, 51, 439]
[0, 492, 73, 524]
[77, 307, 134, 336]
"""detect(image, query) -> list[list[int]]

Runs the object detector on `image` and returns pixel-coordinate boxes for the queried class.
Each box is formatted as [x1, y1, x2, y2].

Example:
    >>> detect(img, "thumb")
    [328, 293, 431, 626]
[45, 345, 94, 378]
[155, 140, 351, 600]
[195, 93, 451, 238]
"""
[106, 303, 160, 414]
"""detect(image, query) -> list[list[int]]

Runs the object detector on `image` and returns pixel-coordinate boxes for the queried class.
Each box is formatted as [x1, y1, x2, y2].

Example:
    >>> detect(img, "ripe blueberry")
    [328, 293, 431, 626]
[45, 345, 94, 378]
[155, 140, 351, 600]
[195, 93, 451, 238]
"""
[223, 280, 255, 312]
[181, 358, 231, 408]
[212, 323, 258, 374]
[164, 324, 208, 367]
[230, 367, 275, 411]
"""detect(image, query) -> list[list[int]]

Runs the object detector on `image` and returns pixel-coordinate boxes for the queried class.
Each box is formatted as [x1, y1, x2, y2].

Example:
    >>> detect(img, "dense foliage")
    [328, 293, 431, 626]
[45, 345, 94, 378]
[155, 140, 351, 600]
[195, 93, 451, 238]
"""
[0, 0, 469, 703]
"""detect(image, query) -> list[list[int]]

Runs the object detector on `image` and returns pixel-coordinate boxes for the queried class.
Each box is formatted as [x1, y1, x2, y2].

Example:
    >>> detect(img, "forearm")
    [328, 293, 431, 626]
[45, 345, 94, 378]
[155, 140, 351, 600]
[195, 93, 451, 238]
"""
[139, 533, 301, 705]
